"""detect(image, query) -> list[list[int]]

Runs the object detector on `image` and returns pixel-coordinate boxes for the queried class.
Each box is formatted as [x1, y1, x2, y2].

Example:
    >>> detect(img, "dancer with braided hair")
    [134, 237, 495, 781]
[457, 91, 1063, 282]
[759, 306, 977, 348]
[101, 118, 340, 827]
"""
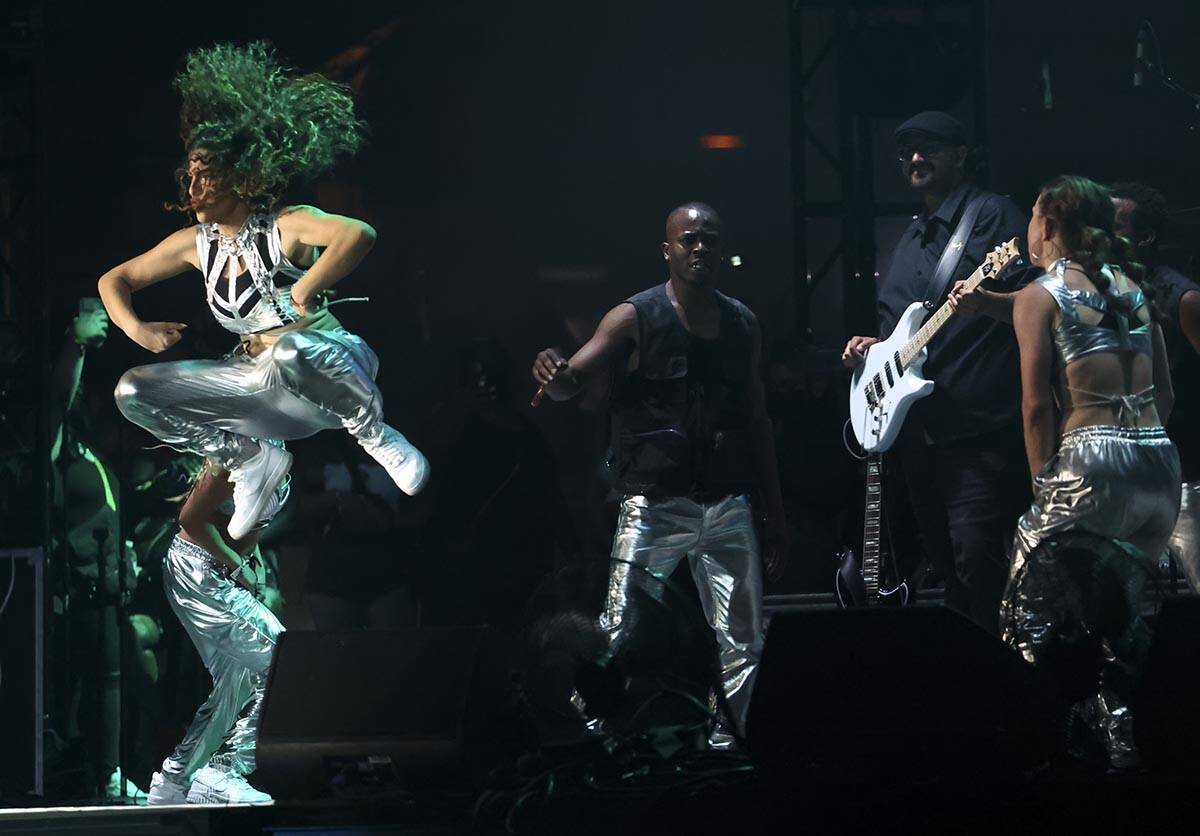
[99, 42, 428, 540]
[999, 175, 1180, 770]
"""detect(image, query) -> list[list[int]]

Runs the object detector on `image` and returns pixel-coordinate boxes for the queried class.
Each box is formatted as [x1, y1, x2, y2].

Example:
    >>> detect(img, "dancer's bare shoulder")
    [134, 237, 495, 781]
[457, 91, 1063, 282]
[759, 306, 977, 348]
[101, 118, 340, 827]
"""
[567, 302, 639, 377]
[116, 225, 201, 290]
[276, 204, 376, 264]
[598, 302, 639, 342]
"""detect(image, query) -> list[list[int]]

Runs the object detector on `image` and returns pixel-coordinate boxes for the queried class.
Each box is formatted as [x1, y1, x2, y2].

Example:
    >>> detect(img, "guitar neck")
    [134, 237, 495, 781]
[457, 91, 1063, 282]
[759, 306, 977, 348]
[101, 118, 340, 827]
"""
[892, 237, 1018, 370]
[897, 269, 986, 369]
[862, 454, 882, 600]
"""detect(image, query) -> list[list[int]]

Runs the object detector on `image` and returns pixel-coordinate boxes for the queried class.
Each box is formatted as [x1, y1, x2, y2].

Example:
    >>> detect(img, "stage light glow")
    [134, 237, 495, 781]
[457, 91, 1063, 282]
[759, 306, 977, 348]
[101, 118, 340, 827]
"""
[730, 255, 743, 267]
[700, 134, 744, 149]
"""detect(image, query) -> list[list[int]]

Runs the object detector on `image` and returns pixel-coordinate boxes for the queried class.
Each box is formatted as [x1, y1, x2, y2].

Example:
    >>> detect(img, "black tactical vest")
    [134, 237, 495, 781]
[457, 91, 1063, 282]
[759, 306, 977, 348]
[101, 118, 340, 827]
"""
[609, 283, 757, 498]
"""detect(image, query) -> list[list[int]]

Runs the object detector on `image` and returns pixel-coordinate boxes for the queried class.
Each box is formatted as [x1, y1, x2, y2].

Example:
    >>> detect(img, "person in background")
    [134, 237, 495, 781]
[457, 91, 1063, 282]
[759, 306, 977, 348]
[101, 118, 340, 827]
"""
[1109, 182, 1200, 594]
[49, 302, 146, 800]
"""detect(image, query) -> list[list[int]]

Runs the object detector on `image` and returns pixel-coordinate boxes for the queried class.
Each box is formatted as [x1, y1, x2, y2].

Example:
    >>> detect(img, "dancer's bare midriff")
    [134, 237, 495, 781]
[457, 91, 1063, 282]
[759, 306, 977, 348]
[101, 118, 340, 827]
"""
[241, 307, 344, 357]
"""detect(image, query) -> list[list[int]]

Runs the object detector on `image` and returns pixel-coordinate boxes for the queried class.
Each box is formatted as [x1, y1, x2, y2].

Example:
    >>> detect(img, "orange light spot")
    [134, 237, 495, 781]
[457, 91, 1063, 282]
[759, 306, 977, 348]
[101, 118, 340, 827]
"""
[700, 134, 744, 150]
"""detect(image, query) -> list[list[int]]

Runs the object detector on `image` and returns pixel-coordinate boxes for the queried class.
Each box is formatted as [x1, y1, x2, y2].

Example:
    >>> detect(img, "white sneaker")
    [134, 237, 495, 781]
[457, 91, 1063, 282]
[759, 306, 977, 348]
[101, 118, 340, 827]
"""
[146, 771, 187, 805]
[228, 443, 293, 540]
[358, 424, 430, 495]
[104, 767, 146, 802]
[186, 766, 273, 805]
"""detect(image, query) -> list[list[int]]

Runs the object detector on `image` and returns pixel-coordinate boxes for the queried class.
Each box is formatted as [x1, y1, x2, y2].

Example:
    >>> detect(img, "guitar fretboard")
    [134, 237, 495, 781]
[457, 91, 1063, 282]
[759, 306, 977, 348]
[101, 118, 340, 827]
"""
[897, 263, 991, 369]
[863, 455, 881, 600]
[895, 238, 1018, 370]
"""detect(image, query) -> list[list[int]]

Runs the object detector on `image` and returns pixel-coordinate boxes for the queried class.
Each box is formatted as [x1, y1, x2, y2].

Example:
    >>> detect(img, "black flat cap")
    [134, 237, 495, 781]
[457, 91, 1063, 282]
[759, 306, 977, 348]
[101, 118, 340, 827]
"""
[894, 111, 967, 146]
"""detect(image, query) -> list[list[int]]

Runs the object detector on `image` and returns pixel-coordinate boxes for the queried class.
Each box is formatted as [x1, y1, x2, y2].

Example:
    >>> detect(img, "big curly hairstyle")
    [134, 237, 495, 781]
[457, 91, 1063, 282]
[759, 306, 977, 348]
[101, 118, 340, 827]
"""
[170, 41, 365, 215]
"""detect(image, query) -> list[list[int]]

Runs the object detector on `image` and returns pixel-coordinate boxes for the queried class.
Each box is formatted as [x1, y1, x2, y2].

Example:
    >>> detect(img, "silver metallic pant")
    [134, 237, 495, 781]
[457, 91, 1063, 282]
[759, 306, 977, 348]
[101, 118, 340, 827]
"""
[602, 494, 764, 737]
[1169, 481, 1200, 593]
[114, 329, 382, 469]
[160, 536, 284, 785]
[1001, 425, 1181, 766]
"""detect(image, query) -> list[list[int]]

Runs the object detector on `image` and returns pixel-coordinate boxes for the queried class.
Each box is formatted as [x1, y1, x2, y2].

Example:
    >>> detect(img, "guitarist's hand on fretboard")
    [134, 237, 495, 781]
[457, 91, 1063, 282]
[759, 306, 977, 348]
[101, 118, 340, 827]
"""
[947, 279, 985, 317]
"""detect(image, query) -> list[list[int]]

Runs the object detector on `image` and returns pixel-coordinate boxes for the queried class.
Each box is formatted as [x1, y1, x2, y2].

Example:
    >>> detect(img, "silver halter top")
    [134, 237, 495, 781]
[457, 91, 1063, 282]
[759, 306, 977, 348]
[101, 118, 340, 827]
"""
[195, 214, 305, 336]
[1035, 259, 1155, 424]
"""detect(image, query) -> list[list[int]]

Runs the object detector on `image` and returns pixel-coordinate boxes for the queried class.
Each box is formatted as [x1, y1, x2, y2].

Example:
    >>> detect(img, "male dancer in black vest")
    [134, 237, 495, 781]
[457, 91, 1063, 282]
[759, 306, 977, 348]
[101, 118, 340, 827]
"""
[532, 202, 786, 747]
[842, 111, 1033, 634]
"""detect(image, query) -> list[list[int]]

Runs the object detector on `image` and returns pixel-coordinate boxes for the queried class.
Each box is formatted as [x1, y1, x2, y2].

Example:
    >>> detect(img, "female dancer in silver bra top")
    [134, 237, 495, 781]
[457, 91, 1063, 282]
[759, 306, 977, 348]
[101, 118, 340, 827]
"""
[1001, 175, 1180, 770]
[98, 43, 428, 538]
[147, 459, 287, 805]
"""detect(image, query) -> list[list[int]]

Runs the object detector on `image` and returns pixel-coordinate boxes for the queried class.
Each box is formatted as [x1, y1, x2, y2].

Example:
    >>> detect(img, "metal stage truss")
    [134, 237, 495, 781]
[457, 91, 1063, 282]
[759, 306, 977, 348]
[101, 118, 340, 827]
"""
[788, 0, 988, 344]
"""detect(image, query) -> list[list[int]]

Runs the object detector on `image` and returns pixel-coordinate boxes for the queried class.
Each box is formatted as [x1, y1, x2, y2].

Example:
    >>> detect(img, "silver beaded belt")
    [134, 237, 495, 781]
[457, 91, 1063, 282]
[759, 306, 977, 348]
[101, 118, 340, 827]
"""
[168, 535, 233, 578]
[1060, 424, 1171, 448]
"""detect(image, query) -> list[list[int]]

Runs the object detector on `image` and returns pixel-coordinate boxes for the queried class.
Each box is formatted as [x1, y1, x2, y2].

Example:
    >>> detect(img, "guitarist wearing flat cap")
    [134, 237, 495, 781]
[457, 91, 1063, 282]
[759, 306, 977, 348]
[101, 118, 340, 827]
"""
[841, 110, 1036, 634]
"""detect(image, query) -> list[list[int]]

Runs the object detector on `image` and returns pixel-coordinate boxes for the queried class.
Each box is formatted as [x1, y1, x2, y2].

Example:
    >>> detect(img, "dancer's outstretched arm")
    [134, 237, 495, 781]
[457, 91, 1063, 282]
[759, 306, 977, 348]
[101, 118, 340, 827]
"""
[276, 205, 376, 315]
[97, 226, 198, 353]
[531, 303, 638, 401]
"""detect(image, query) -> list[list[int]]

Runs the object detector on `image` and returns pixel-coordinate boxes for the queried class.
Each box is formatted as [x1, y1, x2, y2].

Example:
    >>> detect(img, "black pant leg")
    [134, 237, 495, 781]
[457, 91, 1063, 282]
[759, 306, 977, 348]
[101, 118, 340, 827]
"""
[938, 429, 1030, 635]
[892, 425, 955, 594]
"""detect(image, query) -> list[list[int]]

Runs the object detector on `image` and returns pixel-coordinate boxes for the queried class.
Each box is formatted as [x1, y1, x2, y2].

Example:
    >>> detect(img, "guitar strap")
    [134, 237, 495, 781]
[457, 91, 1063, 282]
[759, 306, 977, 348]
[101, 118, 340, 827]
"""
[923, 190, 990, 309]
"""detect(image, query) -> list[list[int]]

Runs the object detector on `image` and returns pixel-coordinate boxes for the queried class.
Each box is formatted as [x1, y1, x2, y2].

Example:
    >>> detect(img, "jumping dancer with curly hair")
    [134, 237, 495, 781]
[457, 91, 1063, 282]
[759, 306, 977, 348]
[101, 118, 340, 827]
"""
[99, 42, 429, 540]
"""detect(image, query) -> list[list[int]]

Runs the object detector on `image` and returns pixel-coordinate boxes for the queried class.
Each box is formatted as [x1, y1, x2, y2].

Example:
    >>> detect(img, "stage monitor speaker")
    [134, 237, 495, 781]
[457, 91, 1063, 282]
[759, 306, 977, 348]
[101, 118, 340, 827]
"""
[0, 548, 44, 801]
[256, 627, 511, 799]
[1136, 596, 1200, 771]
[746, 606, 1056, 779]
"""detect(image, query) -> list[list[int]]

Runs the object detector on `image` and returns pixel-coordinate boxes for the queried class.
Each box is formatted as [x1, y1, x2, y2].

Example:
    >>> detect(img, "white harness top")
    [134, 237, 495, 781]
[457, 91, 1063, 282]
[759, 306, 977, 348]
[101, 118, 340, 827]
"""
[196, 214, 305, 335]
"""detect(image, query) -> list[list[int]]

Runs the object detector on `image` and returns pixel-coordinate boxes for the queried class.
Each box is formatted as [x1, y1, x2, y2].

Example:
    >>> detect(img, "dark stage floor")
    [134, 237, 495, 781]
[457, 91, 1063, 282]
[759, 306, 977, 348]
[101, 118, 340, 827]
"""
[3, 768, 1200, 835]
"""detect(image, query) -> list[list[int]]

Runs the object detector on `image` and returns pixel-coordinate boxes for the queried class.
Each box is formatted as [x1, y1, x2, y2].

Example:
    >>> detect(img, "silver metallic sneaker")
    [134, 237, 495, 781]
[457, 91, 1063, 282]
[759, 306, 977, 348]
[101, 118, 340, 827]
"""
[358, 424, 430, 495]
[228, 443, 293, 540]
[146, 771, 187, 805]
[186, 766, 273, 805]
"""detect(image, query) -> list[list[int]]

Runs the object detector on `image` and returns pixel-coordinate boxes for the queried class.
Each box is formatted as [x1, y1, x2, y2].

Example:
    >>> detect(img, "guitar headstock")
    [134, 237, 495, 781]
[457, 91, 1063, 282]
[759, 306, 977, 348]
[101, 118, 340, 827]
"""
[981, 238, 1021, 278]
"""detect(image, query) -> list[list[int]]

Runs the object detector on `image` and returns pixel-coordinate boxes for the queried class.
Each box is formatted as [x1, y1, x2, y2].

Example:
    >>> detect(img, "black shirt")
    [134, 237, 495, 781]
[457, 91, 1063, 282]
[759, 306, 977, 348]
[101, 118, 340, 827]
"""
[1147, 263, 1200, 480]
[1148, 263, 1200, 363]
[876, 182, 1036, 444]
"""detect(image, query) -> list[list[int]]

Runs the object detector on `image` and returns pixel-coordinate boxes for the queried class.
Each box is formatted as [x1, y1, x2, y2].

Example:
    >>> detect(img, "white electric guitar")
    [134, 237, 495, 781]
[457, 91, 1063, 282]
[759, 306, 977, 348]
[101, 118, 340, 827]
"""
[849, 238, 1021, 453]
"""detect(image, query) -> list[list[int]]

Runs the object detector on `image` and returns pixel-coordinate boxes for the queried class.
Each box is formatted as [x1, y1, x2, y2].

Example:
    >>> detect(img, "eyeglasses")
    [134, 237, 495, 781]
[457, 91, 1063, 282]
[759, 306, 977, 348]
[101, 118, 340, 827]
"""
[897, 142, 948, 162]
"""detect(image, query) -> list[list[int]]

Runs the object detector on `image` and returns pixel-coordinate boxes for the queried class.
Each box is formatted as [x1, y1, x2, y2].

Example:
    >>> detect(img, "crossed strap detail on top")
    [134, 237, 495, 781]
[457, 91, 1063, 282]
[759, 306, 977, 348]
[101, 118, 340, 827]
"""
[1035, 259, 1155, 426]
[196, 214, 306, 336]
